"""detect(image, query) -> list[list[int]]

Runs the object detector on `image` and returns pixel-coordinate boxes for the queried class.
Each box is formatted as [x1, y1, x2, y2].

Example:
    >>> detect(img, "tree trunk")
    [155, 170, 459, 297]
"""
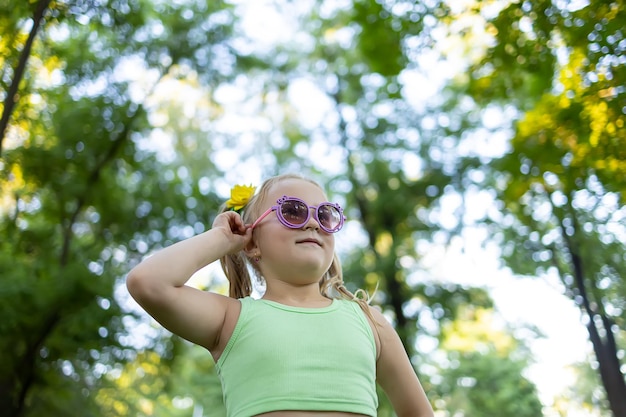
[0, 0, 52, 155]
[568, 237, 626, 417]
[331, 90, 412, 350]
[0, 313, 60, 417]
[587, 315, 626, 417]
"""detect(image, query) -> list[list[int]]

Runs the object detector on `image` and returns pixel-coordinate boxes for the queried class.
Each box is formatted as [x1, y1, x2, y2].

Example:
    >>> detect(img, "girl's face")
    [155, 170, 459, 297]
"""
[251, 178, 337, 285]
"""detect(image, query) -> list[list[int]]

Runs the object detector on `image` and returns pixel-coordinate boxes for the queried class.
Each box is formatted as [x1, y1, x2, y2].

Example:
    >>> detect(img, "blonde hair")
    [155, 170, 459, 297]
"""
[218, 173, 373, 314]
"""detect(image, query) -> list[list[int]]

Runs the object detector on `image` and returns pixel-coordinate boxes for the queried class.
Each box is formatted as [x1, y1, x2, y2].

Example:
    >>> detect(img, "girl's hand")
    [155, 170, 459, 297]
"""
[211, 211, 253, 253]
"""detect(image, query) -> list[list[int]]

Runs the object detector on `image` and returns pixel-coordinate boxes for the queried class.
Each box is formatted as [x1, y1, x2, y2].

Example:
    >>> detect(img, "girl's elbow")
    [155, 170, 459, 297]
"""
[126, 268, 153, 301]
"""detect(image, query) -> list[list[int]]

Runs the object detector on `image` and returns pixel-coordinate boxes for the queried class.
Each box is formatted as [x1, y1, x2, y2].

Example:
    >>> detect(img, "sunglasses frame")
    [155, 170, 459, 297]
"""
[251, 195, 345, 233]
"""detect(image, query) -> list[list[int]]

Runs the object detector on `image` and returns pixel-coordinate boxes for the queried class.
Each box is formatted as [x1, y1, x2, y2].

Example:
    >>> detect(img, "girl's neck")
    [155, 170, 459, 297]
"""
[262, 281, 330, 307]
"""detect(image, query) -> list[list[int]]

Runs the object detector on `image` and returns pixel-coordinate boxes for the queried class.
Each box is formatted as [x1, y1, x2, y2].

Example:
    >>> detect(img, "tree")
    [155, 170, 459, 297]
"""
[0, 0, 237, 415]
[459, 0, 626, 415]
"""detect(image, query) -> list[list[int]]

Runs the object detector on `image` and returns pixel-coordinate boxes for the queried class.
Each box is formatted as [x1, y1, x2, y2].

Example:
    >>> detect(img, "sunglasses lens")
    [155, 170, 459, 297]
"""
[318, 204, 342, 231]
[281, 200, 309, 226]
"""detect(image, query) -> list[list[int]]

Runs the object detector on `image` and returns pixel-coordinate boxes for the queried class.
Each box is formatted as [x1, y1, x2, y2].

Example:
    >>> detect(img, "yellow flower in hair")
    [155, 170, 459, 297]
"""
[225, 184, 256, 211]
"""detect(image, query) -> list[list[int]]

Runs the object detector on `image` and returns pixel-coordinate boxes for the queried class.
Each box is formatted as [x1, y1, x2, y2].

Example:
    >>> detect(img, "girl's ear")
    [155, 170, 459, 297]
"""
[243, 237, 259, 259]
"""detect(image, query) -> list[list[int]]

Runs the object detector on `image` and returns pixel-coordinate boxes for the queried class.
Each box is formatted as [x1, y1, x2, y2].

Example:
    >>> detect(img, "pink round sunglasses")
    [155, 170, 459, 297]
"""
[250, 195, 345, 233]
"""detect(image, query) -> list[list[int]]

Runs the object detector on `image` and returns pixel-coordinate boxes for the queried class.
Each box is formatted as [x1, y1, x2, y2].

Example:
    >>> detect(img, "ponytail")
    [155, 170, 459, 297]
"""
[322, 253, 381, 328]
[220, 251, 253, 299]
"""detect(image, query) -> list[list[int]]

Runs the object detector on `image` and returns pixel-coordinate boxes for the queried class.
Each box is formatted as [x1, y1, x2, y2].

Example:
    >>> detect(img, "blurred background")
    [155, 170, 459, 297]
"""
[1, 0, 625, 416]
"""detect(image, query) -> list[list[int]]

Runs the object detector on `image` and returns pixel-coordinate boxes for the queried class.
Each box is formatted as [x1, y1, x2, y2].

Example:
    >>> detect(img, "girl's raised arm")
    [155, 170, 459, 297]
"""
[126, 211, 251, 352]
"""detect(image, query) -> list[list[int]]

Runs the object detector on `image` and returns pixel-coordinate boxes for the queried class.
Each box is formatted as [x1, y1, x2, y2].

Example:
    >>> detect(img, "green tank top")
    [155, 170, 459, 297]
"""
[216, 297, 378, 417]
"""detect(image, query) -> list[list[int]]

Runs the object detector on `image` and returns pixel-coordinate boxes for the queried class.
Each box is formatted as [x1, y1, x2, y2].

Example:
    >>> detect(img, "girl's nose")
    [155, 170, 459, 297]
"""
[302, 207, 320, 230]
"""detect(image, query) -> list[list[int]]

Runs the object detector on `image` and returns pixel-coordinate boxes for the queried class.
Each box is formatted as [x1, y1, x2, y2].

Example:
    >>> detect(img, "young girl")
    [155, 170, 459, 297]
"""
[127, 173, 434, 417]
